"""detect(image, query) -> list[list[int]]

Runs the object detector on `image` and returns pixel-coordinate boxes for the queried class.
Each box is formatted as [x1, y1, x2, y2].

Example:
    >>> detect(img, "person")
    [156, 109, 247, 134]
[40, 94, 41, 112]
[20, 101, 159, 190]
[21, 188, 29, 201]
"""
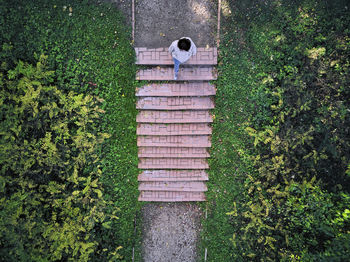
[168, 37, 197, 80]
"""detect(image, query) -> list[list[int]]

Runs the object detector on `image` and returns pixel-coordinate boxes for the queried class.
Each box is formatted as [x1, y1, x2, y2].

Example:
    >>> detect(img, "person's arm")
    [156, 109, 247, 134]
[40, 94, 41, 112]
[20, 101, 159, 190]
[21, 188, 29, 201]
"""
[191, 41, 197, 56]
[186, 37, 197, 56]
[168, 41, 176, 54]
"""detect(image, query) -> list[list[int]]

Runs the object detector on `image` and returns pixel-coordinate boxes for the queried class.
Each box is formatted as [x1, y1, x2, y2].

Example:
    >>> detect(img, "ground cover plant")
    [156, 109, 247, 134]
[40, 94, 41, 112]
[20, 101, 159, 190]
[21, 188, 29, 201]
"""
[0, 0, 140, 261]
[203, 0, 350, 261]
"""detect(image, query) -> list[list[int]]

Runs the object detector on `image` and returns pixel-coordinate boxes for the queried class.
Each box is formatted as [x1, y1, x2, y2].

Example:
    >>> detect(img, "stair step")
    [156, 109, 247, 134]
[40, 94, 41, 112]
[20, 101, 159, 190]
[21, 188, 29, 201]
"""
[135, 47, 216, 202]
[139, 181, 207, 192]
[137, 135, 211, 147]
[136, 110, 212, 123]
[137, 123, 212, 135]
[138, 147, 209, 158]
[136, 66, 217, 81]
[138, 191, 206, 202]
[138, 170, 209, 182]
[137, 97, 214, 110]
[136, 82, 216, 97]
[135, 47, 217, 65]
[138, 158, 209, 169]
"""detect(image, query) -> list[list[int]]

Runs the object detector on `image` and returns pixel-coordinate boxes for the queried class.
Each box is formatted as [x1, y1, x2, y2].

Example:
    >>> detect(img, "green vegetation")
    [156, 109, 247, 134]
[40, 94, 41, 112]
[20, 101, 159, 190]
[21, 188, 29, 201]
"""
[2, 0, 350, 261]
[0, 0, 140, 261]
[203, 0, 350, 261]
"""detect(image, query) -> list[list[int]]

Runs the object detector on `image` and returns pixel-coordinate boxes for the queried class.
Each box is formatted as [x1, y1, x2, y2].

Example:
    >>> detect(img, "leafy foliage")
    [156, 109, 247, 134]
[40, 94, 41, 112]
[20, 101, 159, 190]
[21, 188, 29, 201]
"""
[203, 0, 350, 261]
[0, 55, 122, 261]
[0, 0, 140, 260]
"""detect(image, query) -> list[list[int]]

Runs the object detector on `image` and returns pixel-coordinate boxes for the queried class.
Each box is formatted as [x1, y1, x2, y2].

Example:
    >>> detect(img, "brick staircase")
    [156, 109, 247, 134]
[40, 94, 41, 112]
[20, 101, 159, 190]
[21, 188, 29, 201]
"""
[136, 47, 217, 201]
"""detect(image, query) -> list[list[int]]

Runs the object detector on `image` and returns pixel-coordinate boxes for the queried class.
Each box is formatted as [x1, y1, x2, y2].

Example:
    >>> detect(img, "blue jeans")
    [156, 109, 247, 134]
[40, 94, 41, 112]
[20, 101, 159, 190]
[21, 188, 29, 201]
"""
[173, 58, 181, 78]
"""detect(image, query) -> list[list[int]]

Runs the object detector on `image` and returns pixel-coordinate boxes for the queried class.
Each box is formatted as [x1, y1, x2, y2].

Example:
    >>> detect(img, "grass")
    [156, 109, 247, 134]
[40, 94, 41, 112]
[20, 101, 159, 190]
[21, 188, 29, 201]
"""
[201, 0, 350, 261]
[1, 0, 142, 260]
[200, 24, 258, 261]
[199, 1, 274, 261]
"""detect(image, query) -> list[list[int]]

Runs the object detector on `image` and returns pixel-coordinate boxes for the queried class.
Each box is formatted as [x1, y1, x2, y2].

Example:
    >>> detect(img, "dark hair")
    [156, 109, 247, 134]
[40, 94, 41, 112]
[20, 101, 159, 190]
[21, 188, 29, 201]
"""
[178, 38, 191, 51]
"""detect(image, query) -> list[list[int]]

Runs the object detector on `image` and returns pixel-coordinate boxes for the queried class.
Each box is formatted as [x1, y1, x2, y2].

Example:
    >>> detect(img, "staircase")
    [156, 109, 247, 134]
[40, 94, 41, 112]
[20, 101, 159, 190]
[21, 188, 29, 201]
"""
[135, 47, 217, 202]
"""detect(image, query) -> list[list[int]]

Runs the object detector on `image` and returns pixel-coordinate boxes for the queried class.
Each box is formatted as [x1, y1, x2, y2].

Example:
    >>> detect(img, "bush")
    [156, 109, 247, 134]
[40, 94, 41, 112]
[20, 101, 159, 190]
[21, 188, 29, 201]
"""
[0, 55, 122, 261]
[0, 0, 140, 260]
[204, 0, 350, 261]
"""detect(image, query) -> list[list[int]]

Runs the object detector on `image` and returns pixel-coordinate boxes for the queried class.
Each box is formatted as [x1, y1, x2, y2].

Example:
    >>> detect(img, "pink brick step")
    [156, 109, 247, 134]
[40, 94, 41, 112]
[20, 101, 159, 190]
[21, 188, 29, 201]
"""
[136, 110, 212, 123]
[137, 123, 212, 135]
[139, 181, 207, 192]
[135, 47, 217, 65]
[136, 67, 217, 81]
[136, 83, 216, 97]
[137, 135, 211, 147]
[138, 147, 209, 158]
[138, 191, 206, 202]
[138, 170, 209, 182]
[138, 158, 209, 169]
[137, 97, 214, 110]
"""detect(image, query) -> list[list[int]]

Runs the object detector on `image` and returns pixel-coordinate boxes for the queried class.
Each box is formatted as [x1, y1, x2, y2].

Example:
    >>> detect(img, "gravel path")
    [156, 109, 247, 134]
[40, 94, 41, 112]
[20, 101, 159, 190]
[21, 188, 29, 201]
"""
[141, 203, 203, 262]
[105, 1, 216, 261]
[105, 0, 216, 47]
[135, 2, 215, 261]
[135, 0, 216, 48]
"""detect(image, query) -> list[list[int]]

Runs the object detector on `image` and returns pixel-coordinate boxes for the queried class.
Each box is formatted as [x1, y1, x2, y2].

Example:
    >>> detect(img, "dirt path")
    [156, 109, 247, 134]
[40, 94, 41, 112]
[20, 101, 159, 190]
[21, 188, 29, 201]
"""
[135, 0, 216, 48]
[108, 1, 217, 261]
[135, 1, 216, 262]
[142, 203, 203, 262]
[107, 0, 216, 47]
[135, 2, 216, 262]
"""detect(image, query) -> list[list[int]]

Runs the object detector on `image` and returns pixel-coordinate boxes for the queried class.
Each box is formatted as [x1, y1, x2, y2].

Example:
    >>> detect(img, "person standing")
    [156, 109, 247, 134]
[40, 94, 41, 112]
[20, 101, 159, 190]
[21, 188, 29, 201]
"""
[168, 37, 197, 80]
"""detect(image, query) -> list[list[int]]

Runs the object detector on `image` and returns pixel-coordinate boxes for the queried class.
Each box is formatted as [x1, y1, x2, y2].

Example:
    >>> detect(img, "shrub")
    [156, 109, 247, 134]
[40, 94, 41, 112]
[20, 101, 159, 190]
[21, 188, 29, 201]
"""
[0, 55, 124, 261]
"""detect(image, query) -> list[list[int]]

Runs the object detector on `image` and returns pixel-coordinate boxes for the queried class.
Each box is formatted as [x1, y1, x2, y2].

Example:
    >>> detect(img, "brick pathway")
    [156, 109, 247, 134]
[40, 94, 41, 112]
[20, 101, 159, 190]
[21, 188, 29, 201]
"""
[136, 47, 216, 202]
[137, 123, 212, 135]
[136, 82, 216, 97]
[137, 110, 213, 123]
[136, 66, 217, 81]
[135, 47, 217, 65]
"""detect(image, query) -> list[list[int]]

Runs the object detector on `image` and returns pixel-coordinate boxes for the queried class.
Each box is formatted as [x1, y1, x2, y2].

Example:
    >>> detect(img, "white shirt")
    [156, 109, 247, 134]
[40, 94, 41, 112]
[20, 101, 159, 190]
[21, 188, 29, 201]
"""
[168, 37, 197, 63]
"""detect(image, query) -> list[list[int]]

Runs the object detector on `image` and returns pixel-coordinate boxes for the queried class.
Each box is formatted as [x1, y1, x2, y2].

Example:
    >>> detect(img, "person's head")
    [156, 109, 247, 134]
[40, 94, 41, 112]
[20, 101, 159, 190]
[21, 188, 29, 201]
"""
[178, 38, 191, 51]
